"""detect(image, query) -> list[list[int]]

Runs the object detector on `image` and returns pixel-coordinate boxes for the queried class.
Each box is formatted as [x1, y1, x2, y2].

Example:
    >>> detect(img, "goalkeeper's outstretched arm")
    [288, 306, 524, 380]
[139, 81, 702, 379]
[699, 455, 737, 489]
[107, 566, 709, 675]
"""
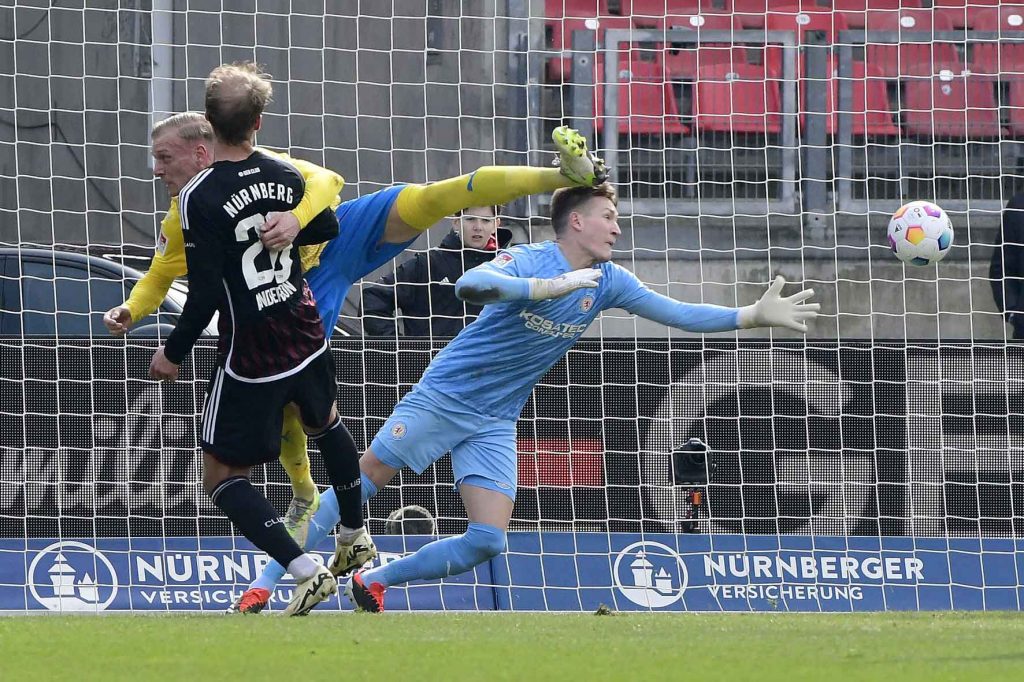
[455, 265, 602, 305]
[619, 275, 819, 334]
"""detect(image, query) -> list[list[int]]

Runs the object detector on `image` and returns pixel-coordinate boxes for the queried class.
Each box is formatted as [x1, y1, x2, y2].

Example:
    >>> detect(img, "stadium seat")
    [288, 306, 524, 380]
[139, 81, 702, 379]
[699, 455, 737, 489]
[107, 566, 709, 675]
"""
[765, 6, 848, 45]
[902, 71, 1004, 138]
[762, 11, 850, 134]
[765, 9, 849, 76]
[725, 0, 834, 28]
[656, 13, 743, 79]
[969, 6, 1024, 80]
[546, 0, 634, 81]
[595, 56, 691, 134]
[1008, 78, 1024, 137]
[627, 0, 703, 21]
[932, 0, 1002, 29]
[834, 0, 924, 29]
[790, 58, 900, 137]
[835, 60, 902, 136]
[694, 60, 782, 133]
[863, 9, 962, 78]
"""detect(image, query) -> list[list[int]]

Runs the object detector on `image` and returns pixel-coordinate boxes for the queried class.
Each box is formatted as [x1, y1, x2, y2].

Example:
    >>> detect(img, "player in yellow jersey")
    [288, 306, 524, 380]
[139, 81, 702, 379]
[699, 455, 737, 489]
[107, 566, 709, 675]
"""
[104, 111, 344, 550]
[105, 111, 607, 614]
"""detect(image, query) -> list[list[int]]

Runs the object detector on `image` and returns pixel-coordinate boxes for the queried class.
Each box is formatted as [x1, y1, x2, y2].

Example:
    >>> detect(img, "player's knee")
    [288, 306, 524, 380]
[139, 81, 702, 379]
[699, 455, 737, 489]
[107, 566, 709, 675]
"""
[465, 522, 506, 561]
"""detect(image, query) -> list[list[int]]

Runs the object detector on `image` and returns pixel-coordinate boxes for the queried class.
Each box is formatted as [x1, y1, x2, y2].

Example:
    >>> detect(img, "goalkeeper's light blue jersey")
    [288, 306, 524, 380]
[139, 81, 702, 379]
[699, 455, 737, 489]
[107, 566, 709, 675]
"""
[419, 240, 741, 420]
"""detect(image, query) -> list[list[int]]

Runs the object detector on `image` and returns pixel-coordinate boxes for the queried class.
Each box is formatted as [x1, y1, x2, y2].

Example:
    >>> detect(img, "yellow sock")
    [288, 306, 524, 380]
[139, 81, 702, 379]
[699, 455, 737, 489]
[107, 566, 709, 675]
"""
[395, 166, 573, 231]
[279, 404, 317, 500]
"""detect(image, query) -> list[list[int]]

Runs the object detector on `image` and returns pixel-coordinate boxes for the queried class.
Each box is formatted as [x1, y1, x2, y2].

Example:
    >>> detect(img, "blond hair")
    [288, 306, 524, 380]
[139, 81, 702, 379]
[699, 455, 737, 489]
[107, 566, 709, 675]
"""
[204, 61, 273, 145]
[151, 111, 212, 142]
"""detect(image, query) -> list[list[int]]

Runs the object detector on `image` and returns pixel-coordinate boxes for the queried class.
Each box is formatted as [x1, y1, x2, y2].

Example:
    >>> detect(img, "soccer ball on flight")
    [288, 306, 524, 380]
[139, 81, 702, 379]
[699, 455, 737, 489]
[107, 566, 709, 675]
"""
[886, 200, 954, 266]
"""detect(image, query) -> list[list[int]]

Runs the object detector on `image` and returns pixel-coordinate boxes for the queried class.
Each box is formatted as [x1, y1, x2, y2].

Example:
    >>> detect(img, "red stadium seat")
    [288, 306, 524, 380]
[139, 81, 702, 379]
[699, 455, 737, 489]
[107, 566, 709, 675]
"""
[1009, 79, 1024, 137]
[765, 9, 849, 77]
[546, 1, 634, 82]
[835, 61, 902, 136]
[765, 7, 848, 45]
[627, 0, 703, 21]
[764, 12, 850, 133]
[834, 0, 924, 29]
[694, 60, 782, 133]
[656, 13, 743, 79]
[902, 71, 1003, 138]
[595, 57, 690, 134]
[931, 0, 1002, 29]
[969, 6, 1024, 79]
[863, 9, 962, 78]
[726, 0, 833, 28]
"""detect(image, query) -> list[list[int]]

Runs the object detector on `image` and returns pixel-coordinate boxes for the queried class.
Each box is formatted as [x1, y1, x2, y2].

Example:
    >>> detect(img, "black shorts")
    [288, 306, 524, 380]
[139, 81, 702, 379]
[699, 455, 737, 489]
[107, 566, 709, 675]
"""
[199, 347, 337, 467]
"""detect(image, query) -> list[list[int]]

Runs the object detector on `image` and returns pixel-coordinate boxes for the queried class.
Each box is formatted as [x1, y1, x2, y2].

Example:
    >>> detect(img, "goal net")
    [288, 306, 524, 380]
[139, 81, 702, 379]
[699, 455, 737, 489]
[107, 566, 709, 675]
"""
[1, 0, 1023, 613]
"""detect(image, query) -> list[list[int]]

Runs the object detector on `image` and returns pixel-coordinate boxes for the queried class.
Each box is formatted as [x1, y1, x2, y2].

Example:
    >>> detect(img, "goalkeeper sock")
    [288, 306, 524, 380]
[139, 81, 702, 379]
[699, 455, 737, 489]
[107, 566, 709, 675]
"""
[248, 474, 379, 592]
[361, 522, 506, 588]
[394, 166, 572, 231]
[279, 406, 317, 501]
[311, 417, 363, 530]
[209, 476, 303, 570]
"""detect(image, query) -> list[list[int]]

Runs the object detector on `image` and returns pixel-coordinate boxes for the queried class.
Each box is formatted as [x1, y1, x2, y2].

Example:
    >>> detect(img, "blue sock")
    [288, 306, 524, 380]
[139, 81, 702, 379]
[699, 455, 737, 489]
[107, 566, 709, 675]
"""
[248, 475, 380, 592]
[362, 522, 505, 588]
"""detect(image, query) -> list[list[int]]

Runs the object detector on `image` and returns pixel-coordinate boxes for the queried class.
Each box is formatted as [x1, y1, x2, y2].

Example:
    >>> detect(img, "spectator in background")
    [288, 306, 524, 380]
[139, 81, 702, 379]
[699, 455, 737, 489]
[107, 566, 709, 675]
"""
[990, 193, 1024, 339]
[362, 205, 513, 337]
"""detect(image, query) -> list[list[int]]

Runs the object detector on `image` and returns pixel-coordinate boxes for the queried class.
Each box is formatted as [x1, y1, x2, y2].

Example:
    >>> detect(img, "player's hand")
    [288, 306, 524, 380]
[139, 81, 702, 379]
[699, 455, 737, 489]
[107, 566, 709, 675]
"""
[103, 305, 133, 336]
[260, 211, 300, 250]
[149, 346, 180, 382]
[737, 276, 820, 333]
[528, 268, 603, 300]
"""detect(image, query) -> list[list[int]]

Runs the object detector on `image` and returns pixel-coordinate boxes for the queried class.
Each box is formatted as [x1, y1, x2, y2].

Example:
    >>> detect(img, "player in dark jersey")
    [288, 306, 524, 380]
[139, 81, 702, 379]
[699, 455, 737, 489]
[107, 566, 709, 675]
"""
[148, 61, 357, 615]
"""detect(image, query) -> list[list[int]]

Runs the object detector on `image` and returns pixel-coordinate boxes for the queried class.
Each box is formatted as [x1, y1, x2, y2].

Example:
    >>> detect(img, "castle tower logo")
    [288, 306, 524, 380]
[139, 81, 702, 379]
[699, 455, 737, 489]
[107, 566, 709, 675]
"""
[613, 541, 688, 608]
[28, 541, 118, 611]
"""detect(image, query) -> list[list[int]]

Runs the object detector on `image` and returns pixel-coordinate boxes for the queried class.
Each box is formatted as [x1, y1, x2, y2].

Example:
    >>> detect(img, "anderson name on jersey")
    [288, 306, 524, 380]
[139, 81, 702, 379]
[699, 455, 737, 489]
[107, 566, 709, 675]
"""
[163, 151, 338, 381]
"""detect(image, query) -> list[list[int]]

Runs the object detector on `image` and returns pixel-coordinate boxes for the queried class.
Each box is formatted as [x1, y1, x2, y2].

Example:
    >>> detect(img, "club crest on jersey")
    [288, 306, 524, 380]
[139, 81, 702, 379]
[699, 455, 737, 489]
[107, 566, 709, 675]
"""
[580, 295, 595, 312]
[493, 252, 514, 268]
[390, 422, 407, 440]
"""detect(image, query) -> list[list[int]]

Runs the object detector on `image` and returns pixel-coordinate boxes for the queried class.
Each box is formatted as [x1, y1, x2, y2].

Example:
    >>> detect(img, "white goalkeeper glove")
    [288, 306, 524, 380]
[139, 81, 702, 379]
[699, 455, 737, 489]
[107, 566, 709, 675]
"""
[528, 268, 602, 300]
[737, 276, 820, 333]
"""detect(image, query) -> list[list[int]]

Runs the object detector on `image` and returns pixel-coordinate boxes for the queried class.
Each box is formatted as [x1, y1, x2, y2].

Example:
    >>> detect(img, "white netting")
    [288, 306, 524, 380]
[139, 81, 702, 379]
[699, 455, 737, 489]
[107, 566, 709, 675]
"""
[1, 1, 1023, 612]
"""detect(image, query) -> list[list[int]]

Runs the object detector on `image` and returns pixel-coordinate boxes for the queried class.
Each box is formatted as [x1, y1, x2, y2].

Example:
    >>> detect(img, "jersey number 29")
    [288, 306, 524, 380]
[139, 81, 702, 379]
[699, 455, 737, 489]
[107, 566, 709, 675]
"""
[234, 214, 293, 290]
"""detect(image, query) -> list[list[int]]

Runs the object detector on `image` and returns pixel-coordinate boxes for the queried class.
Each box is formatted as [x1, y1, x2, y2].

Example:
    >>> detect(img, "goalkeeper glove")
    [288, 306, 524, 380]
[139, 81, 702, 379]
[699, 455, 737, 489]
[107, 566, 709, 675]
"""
[737, 276, 820, 333]
[528, 268, 602, 300]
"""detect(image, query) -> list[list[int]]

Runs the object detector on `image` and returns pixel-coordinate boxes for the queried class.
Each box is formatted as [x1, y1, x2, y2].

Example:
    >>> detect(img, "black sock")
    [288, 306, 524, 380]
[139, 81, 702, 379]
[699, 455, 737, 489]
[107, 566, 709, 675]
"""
[312, 417, 363, 530]
[209, 476, 304, 568]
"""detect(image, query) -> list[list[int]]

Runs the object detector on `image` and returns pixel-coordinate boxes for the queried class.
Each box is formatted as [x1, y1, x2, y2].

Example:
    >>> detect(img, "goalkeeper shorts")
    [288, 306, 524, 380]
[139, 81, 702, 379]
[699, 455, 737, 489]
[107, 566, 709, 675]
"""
[370, 385, 518, 500]
[305, 185, 414, 335]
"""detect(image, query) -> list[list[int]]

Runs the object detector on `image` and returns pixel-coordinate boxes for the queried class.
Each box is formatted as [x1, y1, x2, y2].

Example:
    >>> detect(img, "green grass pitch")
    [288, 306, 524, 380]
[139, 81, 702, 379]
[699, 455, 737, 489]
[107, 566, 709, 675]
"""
[2, 612, 1023, 680]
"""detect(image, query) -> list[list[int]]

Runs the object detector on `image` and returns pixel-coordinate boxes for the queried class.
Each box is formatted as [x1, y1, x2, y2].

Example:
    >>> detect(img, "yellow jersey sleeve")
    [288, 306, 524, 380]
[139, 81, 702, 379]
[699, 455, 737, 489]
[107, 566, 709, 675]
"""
[124, 198, 188, 323]
[258, 148, 344, 272]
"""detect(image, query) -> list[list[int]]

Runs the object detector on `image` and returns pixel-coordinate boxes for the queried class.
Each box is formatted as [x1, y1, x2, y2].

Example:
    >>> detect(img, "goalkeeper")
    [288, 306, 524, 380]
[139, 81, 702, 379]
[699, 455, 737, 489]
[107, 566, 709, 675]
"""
[243, 182, 821, 613]
[102, 112, 608, 612]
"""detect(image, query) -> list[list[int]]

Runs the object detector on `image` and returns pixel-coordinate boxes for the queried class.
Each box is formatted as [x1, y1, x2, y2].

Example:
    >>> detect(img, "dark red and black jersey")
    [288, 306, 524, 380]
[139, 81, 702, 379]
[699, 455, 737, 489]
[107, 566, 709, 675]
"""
[164, 150, 338, 381]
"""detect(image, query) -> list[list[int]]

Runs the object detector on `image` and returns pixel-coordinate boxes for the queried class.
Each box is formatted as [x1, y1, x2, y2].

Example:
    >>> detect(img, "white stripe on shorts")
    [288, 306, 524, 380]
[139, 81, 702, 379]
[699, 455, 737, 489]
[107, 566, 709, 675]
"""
[203, 368, 225, 445]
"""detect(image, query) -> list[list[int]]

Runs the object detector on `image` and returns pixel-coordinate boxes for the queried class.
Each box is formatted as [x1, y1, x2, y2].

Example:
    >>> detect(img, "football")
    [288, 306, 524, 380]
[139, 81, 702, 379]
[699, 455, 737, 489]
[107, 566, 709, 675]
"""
[886, 201, 954, 266]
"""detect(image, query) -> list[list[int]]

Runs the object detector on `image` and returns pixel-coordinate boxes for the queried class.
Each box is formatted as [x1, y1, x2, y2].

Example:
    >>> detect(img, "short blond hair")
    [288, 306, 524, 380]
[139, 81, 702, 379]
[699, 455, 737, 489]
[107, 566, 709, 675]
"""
[204, 61, 273, 145]
[151, 111, 213, 142]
